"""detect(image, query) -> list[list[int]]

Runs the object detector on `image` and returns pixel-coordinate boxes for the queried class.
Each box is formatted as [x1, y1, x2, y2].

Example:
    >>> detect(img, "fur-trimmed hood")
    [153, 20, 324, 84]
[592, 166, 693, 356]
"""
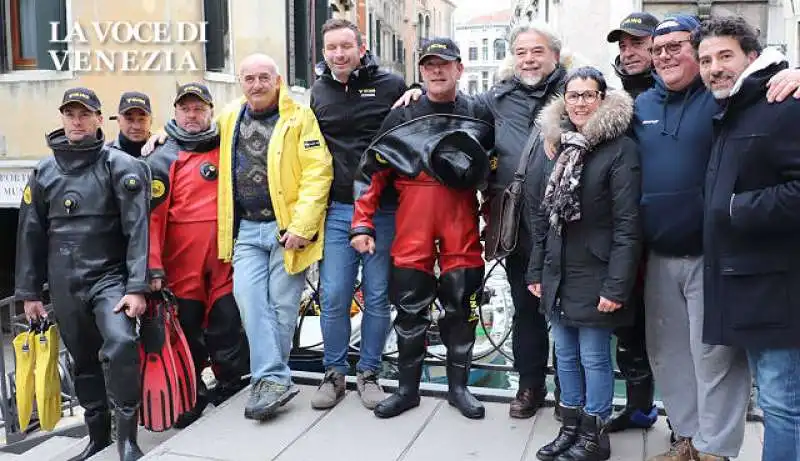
[536, 89, 633, 148]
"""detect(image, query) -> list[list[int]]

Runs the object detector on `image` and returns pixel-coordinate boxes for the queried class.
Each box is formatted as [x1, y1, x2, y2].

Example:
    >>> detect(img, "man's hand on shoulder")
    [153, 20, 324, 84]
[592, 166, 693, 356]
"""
[392, 88, 423, 109]
[766, 68, 800, 103]
[141, 130, 168, 157]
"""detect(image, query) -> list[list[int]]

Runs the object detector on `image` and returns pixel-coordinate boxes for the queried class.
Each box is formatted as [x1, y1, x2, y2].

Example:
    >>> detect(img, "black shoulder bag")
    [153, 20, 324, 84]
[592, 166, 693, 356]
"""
[483, 129, 541, 260]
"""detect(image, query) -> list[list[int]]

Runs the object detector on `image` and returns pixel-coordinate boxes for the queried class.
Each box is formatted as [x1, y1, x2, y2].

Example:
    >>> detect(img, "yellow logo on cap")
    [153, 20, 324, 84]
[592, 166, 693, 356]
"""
[375, 153, 388, 164]
[126, 97, 146, 105]
[429, 43, 447, 51]
[69, 92, 90, 100]
[183, 86, 203, 94]
[151, 179, 166, 198]
[22, 186, 32, 205]
[623, 18, 643, 25]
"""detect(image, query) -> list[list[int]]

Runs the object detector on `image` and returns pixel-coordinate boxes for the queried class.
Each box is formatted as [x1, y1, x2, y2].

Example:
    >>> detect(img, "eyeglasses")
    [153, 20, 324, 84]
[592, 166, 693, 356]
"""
[564, 90, 602, 105]
[650, 39, 691, 57]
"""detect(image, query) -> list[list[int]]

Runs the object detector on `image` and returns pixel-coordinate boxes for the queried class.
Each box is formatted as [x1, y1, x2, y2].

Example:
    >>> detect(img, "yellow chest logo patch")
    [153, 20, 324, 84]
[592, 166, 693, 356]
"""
[22, 186, 32, 205]
[151, 179, 166, 198]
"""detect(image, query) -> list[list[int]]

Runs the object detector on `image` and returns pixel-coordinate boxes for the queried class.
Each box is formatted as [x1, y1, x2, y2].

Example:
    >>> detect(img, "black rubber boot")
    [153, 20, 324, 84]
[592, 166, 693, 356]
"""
[115, 407, 144, 461]
[536, 405, 580, 461]
[206, 293, 250, 406]
[68, 408, 112, 461]
[607, 313, 657, 433]
[555, 412, 610, 461]
[374, 268, 437, 419]
[172, 298, 210, 429]
[438, 267, 485, 419]
[173, 379, 210, 429]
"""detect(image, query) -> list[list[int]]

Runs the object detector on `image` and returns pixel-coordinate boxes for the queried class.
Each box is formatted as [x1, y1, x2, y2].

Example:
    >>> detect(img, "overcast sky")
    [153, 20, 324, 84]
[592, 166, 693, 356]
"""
[453, 0, 515, 23]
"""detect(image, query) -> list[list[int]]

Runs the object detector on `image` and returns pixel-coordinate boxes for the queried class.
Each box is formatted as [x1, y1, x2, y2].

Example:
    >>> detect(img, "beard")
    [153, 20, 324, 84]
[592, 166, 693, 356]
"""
[711, 87, 732, 100]
[516, 72, 542, 87]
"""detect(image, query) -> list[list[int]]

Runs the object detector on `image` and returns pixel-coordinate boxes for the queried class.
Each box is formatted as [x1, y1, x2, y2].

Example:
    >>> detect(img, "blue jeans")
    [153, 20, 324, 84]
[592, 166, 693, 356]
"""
[232, 220, 305, 386]
[747, 348, 800, 461]
[551, 322, 614, 419]
[319, 201, 394, 374]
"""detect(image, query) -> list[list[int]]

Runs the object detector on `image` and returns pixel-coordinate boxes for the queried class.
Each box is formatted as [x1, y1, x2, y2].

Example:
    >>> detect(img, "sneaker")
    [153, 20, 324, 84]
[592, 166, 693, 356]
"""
[356, 370, 385, 410]
[647, 437, 699, 461]
[243, 379, 300, 420]
[311, 369, 346, 409]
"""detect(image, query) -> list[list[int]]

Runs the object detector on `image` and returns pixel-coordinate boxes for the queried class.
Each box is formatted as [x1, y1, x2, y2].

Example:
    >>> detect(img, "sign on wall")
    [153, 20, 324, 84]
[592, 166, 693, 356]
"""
[0, 169, 33, 208]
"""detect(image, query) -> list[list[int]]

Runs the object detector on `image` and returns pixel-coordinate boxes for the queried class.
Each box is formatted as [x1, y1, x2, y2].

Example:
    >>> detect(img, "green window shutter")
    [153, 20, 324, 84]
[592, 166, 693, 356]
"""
[204, 0, 229, 72]
[35, 0, 67, 71]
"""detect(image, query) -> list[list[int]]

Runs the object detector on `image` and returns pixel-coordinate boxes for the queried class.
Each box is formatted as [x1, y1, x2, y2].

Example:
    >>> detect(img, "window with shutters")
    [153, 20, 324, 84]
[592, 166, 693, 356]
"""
[1, 0, 67, 72]
[494, 39, 506, 61]
[203, 0, 232, 74]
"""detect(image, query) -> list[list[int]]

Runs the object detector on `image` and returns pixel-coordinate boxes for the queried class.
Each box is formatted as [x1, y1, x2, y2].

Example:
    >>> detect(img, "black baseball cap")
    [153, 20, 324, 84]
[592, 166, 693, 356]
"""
[418, 37, 461, 64]
[174, 82, 213, 107]
[110, 91, 152, 120]
[607, 12, 660, 42]
[59, 87, 102, 113]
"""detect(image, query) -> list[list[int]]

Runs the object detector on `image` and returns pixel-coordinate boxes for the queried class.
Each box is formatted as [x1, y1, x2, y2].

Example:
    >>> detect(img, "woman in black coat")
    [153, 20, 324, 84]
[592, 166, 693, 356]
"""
[526, 67, 642, 461]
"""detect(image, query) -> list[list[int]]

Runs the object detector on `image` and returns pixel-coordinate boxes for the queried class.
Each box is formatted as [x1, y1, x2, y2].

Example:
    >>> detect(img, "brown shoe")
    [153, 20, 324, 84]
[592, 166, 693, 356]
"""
[509, 388, 544, 419]
[647, 437, 699, 461]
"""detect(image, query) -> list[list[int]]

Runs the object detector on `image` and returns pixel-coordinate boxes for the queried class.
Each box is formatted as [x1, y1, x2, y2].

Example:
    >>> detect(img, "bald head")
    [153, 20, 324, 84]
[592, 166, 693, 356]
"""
[240, 53, 280, 76]
[239, 53, 281, 111]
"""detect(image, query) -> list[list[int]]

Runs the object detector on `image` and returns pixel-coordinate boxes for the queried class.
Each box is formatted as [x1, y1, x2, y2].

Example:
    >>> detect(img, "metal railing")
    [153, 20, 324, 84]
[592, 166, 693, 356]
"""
[0, 257, 762, 445]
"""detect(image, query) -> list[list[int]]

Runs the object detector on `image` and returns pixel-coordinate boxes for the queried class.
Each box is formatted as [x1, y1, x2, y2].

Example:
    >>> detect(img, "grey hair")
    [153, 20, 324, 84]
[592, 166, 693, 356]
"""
[508, 22, 562, 55]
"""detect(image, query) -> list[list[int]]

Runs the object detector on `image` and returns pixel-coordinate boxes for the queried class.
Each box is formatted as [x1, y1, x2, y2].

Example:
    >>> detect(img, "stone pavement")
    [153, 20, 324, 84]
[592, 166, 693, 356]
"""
[136, 381, 764, 461]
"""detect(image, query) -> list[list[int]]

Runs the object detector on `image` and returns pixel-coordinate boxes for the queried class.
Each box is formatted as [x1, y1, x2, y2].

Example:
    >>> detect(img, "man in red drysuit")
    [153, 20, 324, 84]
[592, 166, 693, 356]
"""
[350, 38, 494, 420]
[146, 83, 249, 428]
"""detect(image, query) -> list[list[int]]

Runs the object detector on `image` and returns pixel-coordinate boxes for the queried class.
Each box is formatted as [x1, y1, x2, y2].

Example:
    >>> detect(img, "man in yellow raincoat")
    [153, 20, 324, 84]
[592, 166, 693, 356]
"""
[216, 53, 333, 421]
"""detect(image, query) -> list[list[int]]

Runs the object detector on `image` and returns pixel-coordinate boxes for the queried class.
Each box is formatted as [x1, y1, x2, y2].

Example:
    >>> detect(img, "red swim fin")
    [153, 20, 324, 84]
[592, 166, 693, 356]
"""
[164, 290, 197, 416]
[139, 293, 182, 432]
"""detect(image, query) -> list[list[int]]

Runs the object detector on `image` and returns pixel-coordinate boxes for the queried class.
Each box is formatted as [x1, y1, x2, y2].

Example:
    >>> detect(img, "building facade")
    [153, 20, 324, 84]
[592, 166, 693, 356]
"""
[365, 0, 407, 75]
[403, 0, 457, 81]
[455, 9, 511, 95]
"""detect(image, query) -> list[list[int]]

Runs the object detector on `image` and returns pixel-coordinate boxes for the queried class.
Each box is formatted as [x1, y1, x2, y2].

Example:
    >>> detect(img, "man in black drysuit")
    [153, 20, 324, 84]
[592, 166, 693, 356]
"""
[15, 87, 150, 461]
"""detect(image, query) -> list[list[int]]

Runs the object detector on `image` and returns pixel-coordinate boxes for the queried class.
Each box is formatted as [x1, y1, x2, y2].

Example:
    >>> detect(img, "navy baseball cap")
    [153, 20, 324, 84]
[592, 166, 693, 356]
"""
[654, 14, 701, 37]
[174, 82, 213, 107]
[607, 12, 660, 42]
[110, 91, 152, 120]
[59, 87, 102, 113]
[418, 37, 461, 64]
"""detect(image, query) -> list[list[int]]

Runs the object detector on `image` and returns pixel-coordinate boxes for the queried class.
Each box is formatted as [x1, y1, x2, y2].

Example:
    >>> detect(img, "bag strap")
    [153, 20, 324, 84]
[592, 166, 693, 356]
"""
[513, 128, 541, 180]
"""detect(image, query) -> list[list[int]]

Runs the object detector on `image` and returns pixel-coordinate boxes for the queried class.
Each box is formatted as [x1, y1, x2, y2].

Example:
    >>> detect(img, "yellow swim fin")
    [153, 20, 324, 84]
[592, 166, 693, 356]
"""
[12, 327, 36, 432]
[33, 320, 62, 431]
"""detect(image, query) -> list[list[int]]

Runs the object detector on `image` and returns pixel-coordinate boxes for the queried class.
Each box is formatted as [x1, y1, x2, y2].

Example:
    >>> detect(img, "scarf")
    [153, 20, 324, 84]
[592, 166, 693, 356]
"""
[165, 119, 220, 152]
[542, 130, 590, 235]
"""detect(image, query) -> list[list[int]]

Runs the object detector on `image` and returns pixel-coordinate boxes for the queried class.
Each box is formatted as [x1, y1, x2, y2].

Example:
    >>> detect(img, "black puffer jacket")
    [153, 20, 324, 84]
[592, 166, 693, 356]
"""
[311, 52, 407, 206]
[527, 90, 642, 329]
[477, 66, 567, 254]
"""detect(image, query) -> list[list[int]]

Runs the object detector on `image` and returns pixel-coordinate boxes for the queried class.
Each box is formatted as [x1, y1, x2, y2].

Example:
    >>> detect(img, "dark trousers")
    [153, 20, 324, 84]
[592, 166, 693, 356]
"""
[51, 282, 140, 413]
[505, 250, 550, 391]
